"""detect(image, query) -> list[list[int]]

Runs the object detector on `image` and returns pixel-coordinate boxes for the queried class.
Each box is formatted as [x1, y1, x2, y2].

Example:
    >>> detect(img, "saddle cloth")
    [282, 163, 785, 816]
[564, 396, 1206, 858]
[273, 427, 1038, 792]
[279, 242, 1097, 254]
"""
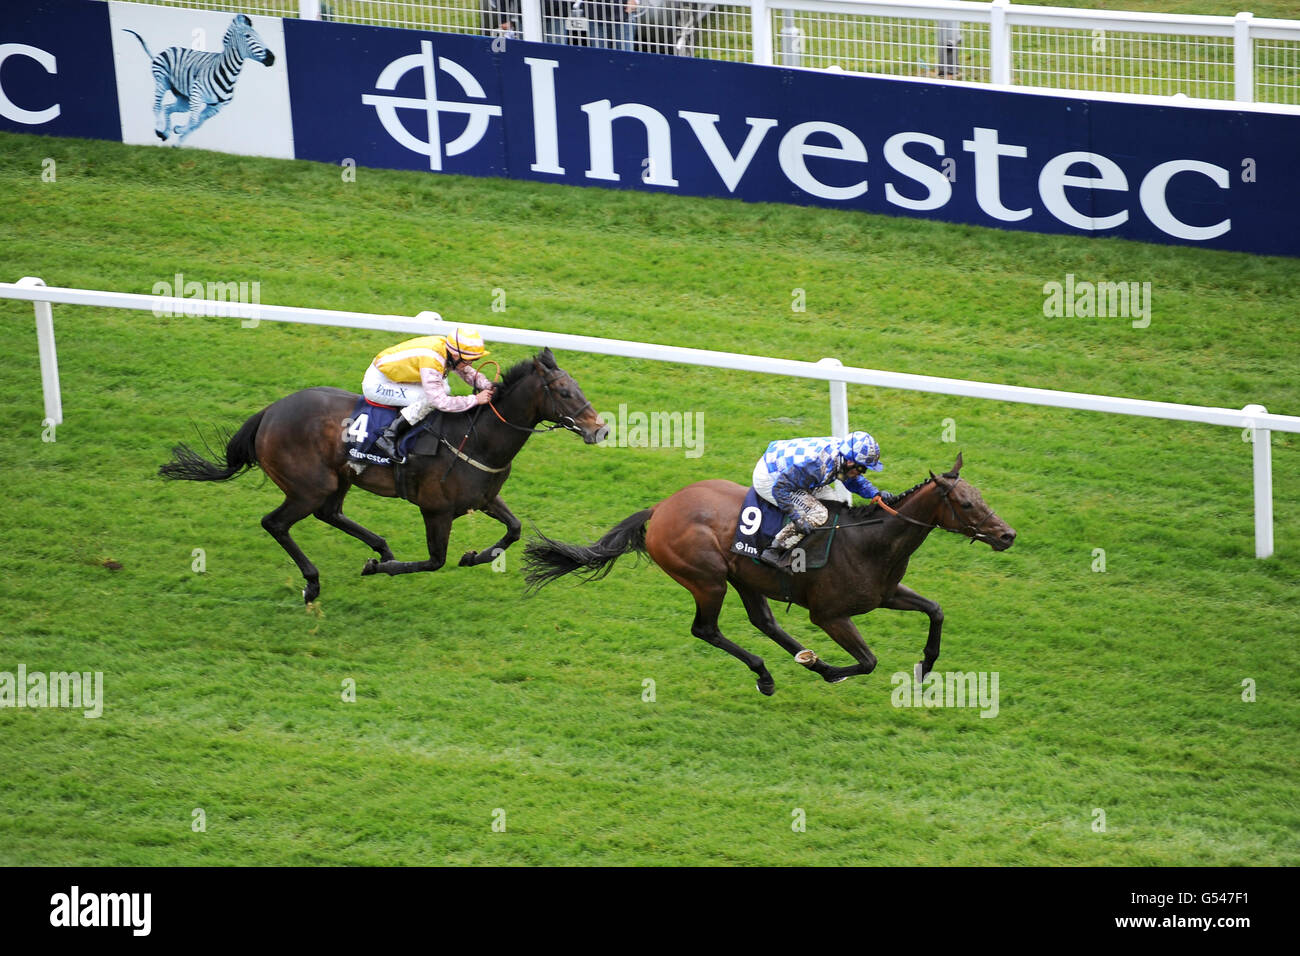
[343, 398, 426, 467]
[730, 487, 788, 558]
[730, 487, 840, 571]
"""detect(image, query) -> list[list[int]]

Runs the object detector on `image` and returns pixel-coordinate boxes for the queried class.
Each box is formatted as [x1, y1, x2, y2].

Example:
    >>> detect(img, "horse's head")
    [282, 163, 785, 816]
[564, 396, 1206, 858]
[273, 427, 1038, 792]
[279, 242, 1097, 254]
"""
[504, 349, 608, 443]
[927, 453, 1016, 551]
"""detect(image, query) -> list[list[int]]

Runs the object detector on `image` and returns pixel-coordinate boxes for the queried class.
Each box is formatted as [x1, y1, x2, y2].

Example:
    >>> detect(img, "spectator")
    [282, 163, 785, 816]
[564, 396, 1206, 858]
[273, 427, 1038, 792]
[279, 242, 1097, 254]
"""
[589, 0, 639, 52]
[481, 0, 523, 38]
[545, 0, 575, 45]
[937, 20, 963, 78]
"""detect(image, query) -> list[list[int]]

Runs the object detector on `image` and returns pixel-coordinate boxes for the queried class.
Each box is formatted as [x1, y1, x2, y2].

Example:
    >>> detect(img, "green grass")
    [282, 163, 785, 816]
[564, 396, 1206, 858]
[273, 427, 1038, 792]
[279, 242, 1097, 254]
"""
[0, 131, 1297, 865]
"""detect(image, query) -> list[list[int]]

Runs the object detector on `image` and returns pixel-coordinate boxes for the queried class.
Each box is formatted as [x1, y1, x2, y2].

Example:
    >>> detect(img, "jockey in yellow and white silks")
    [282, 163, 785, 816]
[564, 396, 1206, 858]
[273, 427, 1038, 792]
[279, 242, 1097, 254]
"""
[364, 327, 494, 461]
[752, 432, 897, 569]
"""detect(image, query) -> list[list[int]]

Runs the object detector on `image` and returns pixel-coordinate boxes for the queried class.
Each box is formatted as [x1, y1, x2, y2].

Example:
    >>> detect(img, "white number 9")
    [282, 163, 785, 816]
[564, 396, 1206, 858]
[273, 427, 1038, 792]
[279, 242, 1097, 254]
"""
[739, 506, 762, 536]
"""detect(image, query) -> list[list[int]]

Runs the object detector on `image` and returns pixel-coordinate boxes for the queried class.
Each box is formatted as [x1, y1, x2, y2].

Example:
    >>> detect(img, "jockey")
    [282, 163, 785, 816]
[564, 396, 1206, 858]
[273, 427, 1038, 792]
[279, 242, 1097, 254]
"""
[752, 431, 898, 569]
[364, 327, 494, 461]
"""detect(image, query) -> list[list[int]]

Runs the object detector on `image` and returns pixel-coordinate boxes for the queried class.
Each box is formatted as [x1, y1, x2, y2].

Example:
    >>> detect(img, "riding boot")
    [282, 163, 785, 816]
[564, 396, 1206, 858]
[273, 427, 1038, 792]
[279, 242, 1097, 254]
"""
[373, 416, 414, 462]
[760, 522, 807, 571]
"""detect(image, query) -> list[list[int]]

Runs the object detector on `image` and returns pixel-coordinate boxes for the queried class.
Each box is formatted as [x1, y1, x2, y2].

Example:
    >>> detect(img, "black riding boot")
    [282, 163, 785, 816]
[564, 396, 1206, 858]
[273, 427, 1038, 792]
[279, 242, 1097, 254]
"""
[758, 547, 787, 570]
[373, 416, 414, 462]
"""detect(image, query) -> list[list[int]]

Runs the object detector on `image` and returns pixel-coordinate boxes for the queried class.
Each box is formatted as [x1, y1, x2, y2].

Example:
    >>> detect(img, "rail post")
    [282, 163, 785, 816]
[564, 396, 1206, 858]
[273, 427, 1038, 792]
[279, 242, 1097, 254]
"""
[1244, 403, 1273, 557]
[18, 276, 62, 428]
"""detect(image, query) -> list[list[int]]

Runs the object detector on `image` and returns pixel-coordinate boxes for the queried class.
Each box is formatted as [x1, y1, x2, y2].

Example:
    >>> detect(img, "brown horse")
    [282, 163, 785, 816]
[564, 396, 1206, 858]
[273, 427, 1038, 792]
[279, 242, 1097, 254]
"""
[524, 454, 1014, 695]
[161, 348, 606, 603]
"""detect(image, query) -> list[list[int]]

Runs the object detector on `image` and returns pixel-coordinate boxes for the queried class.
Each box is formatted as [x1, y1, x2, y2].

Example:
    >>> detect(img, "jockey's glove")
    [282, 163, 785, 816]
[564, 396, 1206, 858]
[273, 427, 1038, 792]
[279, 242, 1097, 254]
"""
[792, 516, 814, 535]
[878, 491, 899, 506]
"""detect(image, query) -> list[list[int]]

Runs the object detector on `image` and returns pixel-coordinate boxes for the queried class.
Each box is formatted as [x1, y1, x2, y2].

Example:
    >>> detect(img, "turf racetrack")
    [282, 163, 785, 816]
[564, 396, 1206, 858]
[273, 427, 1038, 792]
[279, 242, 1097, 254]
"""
[0, 132, 1296, 865]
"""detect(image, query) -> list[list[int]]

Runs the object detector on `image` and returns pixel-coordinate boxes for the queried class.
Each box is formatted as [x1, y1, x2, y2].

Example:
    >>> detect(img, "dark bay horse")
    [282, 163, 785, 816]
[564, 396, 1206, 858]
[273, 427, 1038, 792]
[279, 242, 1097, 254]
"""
[161, 348, 606, 603]
[524, 454, 1014, 695]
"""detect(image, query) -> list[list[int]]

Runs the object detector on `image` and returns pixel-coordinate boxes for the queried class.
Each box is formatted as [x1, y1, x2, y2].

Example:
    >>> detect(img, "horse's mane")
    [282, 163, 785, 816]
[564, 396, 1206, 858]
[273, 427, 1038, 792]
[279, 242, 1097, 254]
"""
[494, 348, 557, 395]
[844, 477, 932, 521]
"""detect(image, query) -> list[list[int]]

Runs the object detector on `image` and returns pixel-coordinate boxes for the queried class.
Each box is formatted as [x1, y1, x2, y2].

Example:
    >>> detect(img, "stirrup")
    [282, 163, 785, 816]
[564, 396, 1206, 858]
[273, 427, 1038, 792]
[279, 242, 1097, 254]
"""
[374, 435, 405, 463]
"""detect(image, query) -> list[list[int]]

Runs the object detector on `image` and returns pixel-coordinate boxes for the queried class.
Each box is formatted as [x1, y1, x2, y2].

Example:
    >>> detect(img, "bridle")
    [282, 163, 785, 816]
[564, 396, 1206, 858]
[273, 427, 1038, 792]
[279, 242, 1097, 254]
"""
[486, 368, 591, 436]
[433, 365, 592, 482]
[871, 478, 1001, 545]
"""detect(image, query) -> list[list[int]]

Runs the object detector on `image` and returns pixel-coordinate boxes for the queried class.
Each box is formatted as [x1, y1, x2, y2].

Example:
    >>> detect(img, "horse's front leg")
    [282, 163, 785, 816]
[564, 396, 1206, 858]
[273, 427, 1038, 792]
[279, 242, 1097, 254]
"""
[362, 507, 450, 577]
[882, 583, 943, 681]
[807, 611, 878, 683]
[458, 494, 520, 568]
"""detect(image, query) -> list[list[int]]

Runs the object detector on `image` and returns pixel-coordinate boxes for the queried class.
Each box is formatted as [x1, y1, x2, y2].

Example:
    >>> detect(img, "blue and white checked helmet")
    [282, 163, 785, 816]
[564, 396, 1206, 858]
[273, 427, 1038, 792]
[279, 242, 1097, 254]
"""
[839, 432, 883, 471]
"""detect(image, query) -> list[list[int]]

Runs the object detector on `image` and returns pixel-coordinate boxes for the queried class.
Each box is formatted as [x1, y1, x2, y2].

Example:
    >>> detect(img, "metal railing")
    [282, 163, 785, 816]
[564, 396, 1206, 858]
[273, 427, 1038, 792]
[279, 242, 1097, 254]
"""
[116, 0, 1300, 105]
[4, 276, 1294, 558]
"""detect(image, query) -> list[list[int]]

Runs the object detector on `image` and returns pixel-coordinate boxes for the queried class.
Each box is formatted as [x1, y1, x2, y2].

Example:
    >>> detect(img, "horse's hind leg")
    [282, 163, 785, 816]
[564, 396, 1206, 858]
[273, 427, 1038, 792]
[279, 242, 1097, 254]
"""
[458, 494, 520, 568]
[313, 487, 394, 563]
[734, 584, 840, 683]
[882, 584, 943, 681]
[685, 584, 776, 696]
[262, 497, 322, 604]
[808, 612, 879, 683]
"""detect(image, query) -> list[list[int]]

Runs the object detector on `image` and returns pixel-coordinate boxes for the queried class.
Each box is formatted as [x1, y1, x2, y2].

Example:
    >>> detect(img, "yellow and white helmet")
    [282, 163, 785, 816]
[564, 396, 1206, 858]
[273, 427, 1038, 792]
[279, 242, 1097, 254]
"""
[445, 326, 489, 362]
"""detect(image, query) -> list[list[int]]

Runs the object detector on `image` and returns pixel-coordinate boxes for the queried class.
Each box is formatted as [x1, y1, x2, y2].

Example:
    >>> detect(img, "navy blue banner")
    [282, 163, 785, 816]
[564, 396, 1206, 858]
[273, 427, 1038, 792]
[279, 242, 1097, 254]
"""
[283, 20, 1298, 256]
[3, 3, 1296, 256]
[0, 0, 120, 141]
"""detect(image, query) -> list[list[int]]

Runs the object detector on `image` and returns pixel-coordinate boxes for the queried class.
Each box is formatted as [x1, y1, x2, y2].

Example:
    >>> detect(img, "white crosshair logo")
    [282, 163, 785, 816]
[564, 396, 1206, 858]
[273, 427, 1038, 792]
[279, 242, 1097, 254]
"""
[362, 40, 502, 171]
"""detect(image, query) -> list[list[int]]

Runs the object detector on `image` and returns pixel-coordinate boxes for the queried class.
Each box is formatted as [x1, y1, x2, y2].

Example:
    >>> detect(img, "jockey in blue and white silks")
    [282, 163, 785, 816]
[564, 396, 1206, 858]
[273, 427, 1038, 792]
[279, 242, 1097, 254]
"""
[751, 432, 897, 568]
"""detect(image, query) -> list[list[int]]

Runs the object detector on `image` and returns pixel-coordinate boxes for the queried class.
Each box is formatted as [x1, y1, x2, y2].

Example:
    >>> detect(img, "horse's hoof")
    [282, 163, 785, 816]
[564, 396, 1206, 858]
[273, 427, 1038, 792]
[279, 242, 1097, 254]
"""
[756, 679, 776, 696]
[361, 559, 379, 576]
[914, 661, 926, 684]
[829, 675, 849, 684]
[458, 551, 477, 567]
[303, 585, 320, 604]
[795, 649, 818, 667]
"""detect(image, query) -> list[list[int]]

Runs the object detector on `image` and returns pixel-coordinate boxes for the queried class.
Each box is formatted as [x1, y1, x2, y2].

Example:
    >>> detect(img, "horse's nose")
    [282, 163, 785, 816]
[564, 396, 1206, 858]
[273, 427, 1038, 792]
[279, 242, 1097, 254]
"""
[591, 422, 610, 445]
[1000, 528, 1017, 546]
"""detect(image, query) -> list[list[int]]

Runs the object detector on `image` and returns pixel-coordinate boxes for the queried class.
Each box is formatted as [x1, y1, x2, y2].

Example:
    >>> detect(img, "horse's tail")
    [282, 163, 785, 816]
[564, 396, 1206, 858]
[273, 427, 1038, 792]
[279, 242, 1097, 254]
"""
[523, 508, 654, 592]
[123, 28, 154, 60]
[159, 409, 265, 482]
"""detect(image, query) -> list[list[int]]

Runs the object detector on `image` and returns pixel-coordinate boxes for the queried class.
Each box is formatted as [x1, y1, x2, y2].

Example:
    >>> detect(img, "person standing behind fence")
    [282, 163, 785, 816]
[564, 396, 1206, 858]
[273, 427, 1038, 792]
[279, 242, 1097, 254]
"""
[544, 0, 574, 44]
[481, 0, 522, 38]
[589, 0, 638, 51]
[937, 20, 962, 78]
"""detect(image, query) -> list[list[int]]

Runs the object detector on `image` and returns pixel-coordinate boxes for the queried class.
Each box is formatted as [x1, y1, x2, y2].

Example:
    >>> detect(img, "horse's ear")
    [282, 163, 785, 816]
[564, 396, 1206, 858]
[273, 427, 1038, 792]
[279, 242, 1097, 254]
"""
[944, 452, 963, 479]
[534, 347, 555, 370]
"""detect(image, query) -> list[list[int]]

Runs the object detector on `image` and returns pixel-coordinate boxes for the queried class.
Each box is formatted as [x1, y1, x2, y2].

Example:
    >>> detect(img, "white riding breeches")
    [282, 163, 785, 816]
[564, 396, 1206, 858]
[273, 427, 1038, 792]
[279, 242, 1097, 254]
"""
[363, 365, 432, 424]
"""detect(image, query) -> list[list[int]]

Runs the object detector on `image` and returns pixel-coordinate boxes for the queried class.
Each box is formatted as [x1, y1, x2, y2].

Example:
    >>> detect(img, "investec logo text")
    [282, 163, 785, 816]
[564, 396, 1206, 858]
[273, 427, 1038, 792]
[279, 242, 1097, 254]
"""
[362, 43, 1232, 242]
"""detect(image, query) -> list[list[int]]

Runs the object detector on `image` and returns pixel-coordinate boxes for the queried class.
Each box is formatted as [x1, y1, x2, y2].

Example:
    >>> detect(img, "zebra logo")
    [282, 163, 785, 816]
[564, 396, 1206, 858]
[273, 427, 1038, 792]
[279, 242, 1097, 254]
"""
[123, 14, 275, 144]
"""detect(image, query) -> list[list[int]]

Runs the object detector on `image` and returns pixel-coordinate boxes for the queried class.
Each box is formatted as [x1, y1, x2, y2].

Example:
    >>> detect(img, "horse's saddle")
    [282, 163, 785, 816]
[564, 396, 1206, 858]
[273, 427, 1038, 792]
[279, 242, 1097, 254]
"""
[730, 488, 839, 572]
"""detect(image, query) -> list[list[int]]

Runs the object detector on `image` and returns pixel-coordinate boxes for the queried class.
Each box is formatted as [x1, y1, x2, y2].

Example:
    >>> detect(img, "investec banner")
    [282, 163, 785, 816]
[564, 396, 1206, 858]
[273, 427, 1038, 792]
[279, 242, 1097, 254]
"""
[3, 0, 1297, 256]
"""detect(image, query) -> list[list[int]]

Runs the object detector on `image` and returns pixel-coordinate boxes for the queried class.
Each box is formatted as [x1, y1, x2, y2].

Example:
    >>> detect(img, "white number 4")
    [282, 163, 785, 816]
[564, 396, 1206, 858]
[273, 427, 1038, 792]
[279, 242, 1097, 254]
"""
[344, 414, 370, 443]
[739, 506, 762, 536]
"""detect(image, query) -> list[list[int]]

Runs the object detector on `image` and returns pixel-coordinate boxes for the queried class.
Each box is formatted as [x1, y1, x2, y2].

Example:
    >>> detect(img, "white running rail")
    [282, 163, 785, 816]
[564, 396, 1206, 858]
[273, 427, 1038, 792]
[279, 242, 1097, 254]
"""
[4, 275, 1295, 557]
